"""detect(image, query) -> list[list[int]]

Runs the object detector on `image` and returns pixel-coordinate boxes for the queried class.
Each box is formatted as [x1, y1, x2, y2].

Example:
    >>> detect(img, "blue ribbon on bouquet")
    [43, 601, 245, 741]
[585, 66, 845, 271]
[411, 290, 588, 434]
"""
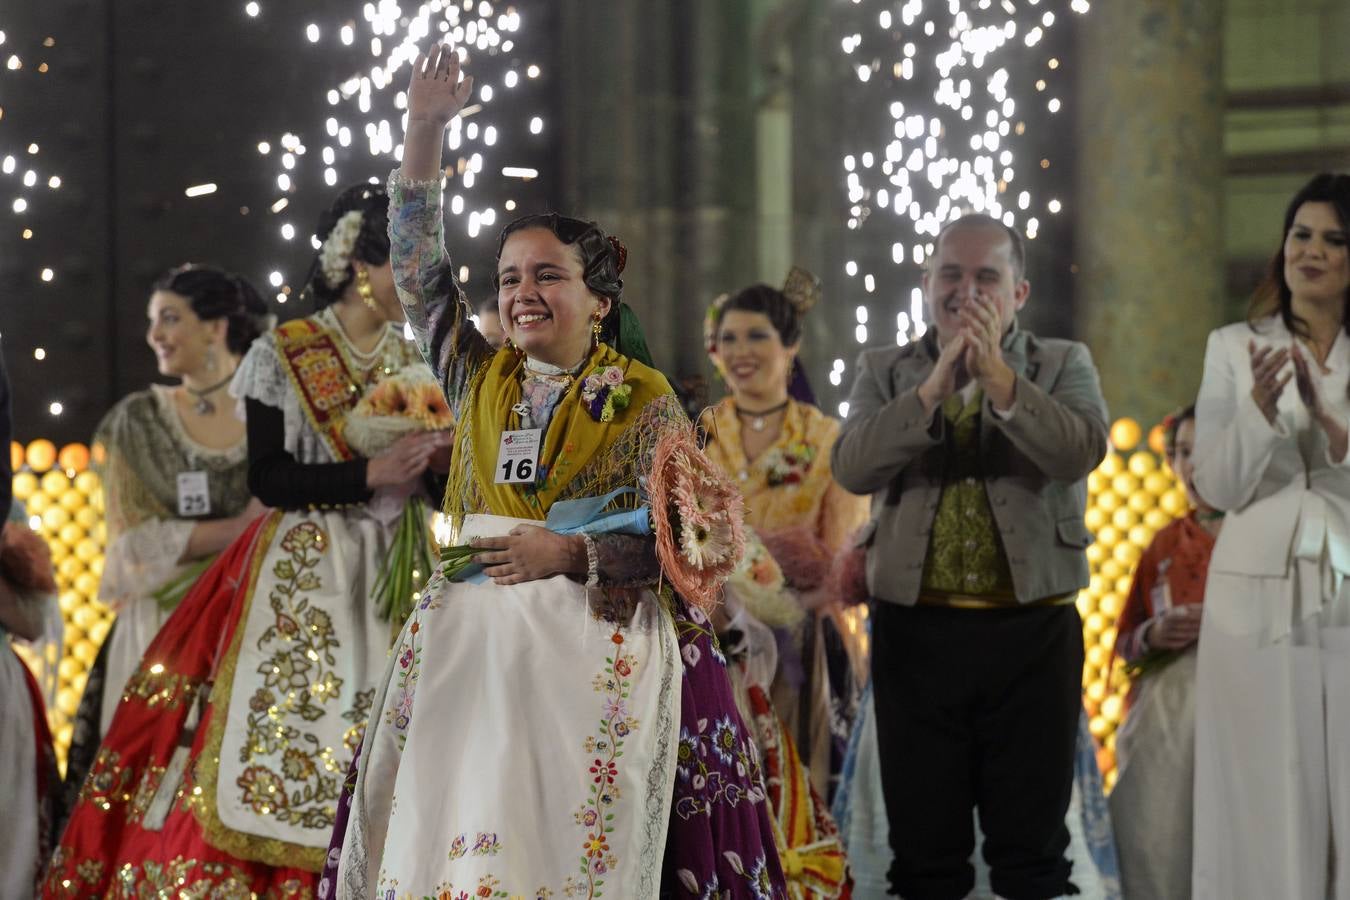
[450, 487, 651, 583]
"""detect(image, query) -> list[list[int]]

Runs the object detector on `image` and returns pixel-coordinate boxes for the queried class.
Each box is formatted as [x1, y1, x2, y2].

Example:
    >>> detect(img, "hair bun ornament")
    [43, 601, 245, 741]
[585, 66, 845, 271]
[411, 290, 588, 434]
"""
[607, 235, 628, 275]
[703, 292, 730, 354]
[782, 265, 822, 315]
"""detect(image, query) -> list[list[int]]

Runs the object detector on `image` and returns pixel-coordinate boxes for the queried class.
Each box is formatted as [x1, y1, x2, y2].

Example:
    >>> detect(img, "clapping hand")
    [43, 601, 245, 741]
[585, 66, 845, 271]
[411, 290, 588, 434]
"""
[1292, 343, 1350, 463]
[1247, 340, 1291, 426]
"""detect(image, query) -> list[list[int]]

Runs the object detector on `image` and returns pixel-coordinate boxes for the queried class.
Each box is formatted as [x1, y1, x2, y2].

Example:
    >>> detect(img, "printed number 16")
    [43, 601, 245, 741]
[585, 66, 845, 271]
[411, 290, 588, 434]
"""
[501, 457, 533, 481]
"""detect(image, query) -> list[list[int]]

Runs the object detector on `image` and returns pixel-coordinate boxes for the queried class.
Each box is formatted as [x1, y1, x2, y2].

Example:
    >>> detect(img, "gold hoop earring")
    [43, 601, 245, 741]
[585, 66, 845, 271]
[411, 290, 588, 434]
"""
[356, 269, 378, 312]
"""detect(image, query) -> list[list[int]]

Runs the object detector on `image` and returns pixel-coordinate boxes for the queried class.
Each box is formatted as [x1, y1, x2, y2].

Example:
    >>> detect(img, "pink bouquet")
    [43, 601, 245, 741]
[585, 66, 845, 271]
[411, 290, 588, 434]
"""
[648, 429, 746, 612]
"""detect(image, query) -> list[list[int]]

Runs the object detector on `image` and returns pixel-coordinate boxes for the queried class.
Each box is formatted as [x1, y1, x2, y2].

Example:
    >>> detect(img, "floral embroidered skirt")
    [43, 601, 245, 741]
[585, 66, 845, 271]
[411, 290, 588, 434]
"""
[330, 514, 786, 900]
[44, 507, 398, 899]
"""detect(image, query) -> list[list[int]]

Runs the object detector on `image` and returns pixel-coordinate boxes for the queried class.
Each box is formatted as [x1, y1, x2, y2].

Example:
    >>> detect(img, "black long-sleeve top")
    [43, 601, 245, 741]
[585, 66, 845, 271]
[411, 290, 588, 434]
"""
[245, 398, 372, 509]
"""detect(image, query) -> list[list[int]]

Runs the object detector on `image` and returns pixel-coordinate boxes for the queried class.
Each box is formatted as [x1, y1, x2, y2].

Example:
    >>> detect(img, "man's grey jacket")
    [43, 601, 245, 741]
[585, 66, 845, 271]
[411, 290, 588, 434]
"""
[831, 323, 1110, 606]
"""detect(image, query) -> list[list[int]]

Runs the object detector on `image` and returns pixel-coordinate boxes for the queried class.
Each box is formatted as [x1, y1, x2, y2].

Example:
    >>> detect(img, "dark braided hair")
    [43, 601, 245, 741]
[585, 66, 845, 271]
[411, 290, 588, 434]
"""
[152, 265, 270, 355]
[305, 181, 392, 309]
[710, 284, 802, 347]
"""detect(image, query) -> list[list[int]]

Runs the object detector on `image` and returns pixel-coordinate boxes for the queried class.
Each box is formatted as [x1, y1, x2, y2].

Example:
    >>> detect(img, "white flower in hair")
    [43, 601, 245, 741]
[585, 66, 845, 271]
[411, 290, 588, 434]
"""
[318, 209, 365, 289]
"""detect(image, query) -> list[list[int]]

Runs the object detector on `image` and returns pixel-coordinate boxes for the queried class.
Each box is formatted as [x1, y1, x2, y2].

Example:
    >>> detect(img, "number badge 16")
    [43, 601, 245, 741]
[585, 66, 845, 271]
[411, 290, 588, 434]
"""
[494, 428, 542, 484]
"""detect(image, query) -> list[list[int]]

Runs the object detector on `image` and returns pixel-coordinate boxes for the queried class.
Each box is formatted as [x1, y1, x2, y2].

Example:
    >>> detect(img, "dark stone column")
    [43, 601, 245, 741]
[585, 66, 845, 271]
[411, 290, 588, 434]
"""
[1075, 0, 1226, 425]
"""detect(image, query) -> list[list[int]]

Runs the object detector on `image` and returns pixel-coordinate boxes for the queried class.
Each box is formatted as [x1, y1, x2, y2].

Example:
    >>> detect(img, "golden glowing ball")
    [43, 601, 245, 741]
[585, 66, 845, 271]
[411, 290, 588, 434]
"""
[59, 489, 86, 512]
[26, 439, 57, 472]
[1084, 507, 1107, 532]
[72, 640, 98, 667]
[73, 471, 99, 495]
[1159, 488, 1189, 516]
[1086, 681, 1107, 704]
[1096, 491, 1122, 513]
[1099, 453, 1125, 477]
[1087, 471, 1108, 495]
[1088, 574, 1106, 595]
[24, 492, 51, 515]
[1085, 612, 1105, 635]
[88, 557, 104, 579]
[57, 557, 84, 581]
[91, 522, 106, 544]
[40, 470, 69, 496]
[1143, 471, 1172, 495]
[1076, 594, 1095, 617]
[1101, 695, 1124, 723]
[1128, 524, 1156, 548]
[9, 440, 22, 474]
[74, 538, 101, 564]
[1096, 526, 1121, 549]
[1099, 592, 1124, 617]
[57, 657, 81, 681]
[1110, 418, 1142, 451]
[1111, 473, 1140, 497]
[1128, 491, 1156, 514]
[1085, 543, 1106, 566]
[72, 605, 100, 631]
[1111, 507, 1139, 531]
[46, 540, 69, 565]
[88, 619, 111, 644]
[11, 471, 38, 502]
[1148, 423, 1167, 455]
[1101, 625, 1118, 647]
[1127, 451, 1158, 477]
[1144, 508, 1174, 530]
[1113, 542, 1143, 567]
[57, 443, 90, 473]
[41, 505, 71, 531]
[75, 506, 99, 529]
[1100, 559, 1125, 581]
[73, 572, 100, 597]
[1086, 645, 1108, 668]
[57, 522, 84, 546]
[56, 689, 80, 718]
[1113, 576, 1133, 598]
[57, 591, 82, 614]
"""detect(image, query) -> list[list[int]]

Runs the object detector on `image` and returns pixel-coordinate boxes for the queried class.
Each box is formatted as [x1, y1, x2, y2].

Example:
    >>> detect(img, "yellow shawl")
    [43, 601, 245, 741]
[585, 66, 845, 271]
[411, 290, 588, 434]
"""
[446, 343, 674, 520]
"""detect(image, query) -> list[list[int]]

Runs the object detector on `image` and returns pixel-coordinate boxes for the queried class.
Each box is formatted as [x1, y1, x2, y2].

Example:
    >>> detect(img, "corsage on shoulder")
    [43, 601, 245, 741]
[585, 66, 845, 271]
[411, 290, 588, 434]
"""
[581, 365, 633, 423]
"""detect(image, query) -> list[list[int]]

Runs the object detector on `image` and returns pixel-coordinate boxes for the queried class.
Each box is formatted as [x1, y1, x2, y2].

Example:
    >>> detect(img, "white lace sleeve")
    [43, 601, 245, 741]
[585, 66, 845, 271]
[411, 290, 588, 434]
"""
[97, 518, 195, 613]
[230, 331, 338, 462]
[231, 333, 289, 414]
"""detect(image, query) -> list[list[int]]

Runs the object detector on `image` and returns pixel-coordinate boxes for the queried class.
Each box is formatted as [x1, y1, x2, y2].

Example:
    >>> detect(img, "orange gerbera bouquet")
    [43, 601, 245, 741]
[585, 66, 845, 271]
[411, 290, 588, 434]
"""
[344, 366, 455, 625]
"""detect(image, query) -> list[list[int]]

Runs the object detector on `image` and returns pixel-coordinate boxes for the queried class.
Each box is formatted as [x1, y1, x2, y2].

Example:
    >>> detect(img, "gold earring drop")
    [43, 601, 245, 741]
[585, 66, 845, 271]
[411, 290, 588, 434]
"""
[356, 270, 378, 312]
[592, 314, 603, 345]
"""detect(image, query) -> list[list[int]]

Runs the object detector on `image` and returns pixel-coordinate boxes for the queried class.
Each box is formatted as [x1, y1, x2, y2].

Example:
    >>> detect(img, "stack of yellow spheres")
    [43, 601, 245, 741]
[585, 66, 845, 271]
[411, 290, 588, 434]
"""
[1082, 419, 1186, 790]
[9, 440, 110, 771]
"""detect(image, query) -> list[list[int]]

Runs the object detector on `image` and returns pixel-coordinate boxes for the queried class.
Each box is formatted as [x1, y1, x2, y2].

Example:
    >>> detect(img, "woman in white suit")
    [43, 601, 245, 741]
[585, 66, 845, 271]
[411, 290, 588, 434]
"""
[1191, 172, 1350, 899]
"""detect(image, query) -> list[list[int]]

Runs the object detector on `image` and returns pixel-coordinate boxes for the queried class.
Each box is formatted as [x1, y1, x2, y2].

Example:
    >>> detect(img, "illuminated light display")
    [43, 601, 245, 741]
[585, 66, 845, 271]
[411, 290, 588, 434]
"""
[831, 0, 1088, 397]
[243, 2, 546, 300]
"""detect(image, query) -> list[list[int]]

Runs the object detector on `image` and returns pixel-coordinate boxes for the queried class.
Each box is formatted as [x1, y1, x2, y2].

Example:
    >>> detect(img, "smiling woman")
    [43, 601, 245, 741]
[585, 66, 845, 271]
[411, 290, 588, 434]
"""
[324, 42, 786, 900]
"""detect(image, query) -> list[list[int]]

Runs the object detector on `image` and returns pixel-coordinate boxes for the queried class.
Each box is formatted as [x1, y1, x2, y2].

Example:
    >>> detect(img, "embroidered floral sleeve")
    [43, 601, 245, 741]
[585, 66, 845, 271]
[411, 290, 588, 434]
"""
[386, 168, 493, 418]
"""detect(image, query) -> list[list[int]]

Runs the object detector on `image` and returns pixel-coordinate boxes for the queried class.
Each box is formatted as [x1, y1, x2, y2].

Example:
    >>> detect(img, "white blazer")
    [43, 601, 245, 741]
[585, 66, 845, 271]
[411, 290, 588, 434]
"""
[1193, 316, 1350, 592]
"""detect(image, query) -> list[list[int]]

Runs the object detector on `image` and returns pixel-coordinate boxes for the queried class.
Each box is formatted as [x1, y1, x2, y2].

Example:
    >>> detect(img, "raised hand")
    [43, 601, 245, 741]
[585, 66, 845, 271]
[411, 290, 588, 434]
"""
[1247, 340, 1290, 426]
[406, 42, 474, 127]
[402, 43, 474, 181]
